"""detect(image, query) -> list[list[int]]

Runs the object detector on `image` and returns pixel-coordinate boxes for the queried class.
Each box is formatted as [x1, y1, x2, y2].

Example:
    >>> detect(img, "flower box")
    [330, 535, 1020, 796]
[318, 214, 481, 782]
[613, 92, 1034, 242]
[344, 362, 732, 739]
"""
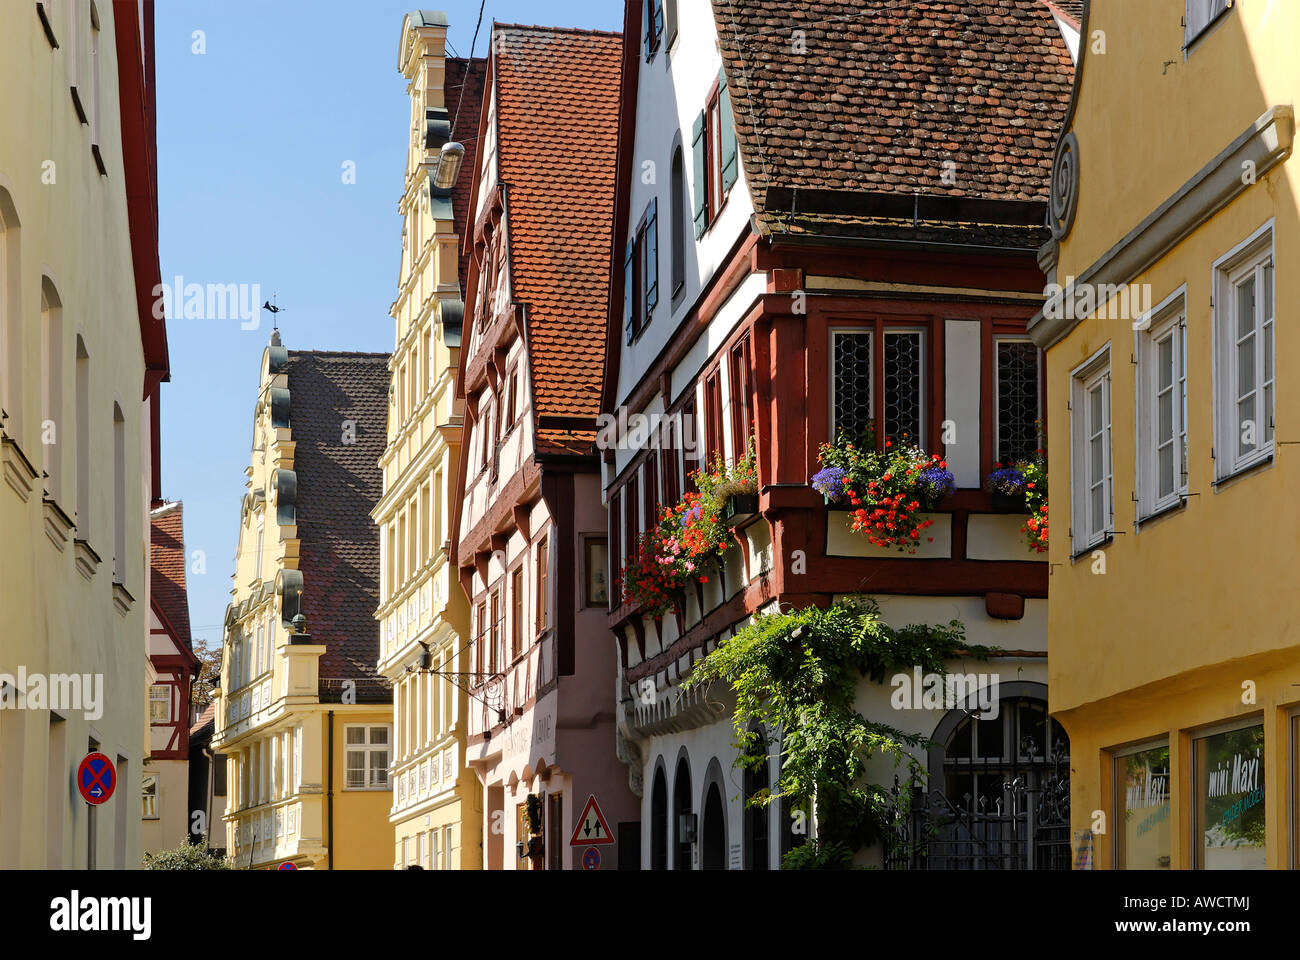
[991, 491, 1028, 513]
[722, 493, 759, 528]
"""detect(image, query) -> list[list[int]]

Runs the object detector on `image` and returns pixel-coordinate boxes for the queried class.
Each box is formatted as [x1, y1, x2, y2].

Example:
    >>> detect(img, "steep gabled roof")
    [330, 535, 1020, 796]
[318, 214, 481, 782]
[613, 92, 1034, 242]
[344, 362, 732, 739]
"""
[711, 0, 1076, 247]
[150, 501, 191, 648]
[445, 56, 488, 291]
[284, 350, 391, 702]
[490, 24, 623, 455]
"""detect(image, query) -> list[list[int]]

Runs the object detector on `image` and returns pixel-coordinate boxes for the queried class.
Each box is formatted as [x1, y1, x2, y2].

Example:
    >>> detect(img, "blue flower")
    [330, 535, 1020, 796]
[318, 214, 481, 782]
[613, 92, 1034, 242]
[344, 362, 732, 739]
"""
[811, 467, 847, 501]
[919, 466, 955, 502]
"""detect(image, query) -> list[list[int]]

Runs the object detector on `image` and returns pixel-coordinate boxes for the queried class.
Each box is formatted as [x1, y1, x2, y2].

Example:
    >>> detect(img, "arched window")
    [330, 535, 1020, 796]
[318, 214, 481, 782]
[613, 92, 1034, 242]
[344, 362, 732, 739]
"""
[75, 336, 90, 530]
[672, 755, 691, 869]
[650, 762, 667, 870]
[112, 401, 126, 584]
[0, 189, 22, 444]
[670, 144, 686, 297]
[743, 728, 770, 870]
[40, 279, 63, 502]
[942, 696, 1067, 813]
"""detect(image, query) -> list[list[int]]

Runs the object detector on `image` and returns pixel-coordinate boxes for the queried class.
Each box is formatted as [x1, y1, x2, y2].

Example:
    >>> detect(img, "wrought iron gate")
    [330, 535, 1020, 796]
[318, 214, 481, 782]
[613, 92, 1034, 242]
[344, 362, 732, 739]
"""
[886, 740, 1071, 870]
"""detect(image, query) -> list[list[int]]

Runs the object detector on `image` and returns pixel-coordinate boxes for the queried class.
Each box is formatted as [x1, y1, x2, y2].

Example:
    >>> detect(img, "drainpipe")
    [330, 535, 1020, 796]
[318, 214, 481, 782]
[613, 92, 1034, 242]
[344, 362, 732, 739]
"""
[201, 743, 215, 850]
[327, 710, 335, 870]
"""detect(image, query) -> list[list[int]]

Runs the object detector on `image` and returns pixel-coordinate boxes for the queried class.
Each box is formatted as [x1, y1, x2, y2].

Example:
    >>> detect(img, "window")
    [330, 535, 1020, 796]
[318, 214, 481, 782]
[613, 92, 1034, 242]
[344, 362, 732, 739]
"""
[419, 483, 430, 564]
[490, 588, 502, 673]
[408, 496, 418, 574]
[75, 337, 89, 529]
[730, 338, 753, 453]
[704, 373, 724, 464]
[1070, 348, 1112, 553]
[112, 402, 126, 583]
[399, 363, 408, 424]
[344, 725, 391, 789]
[148, 684, 170, 724]
[660, 417, 681, 507]
[670, 146, 686, 297]
[547, 793, 563, 870]
[1185, 0, 1231, 46]
[1137, 296, 1188, 517]
[506, 366, 518, 427]
[692, 73, 738, 237]
[682, 398, 701, 491]
[141, 773, 158, 820]
[1114, 742, 1170, 869]
[40, 281, 63, 502]
[88, 3, 102, 167]
[1192, 721, 1264, 869]
[586, 538, 608, 607]
[510, 567, 524, 660]
[474, 601, 487, 675]
[643, 0, 664, 59]
[255, 516, 264, 582]
[535, 536, 549, 633]
[883, 330, 924, 446]
[1214, 228, 1274, 479]
[643, 455, 659, 528]
[995, 338, 1041, 464]
[624, 199, 659, 342]
[831, 330, 873, 443]
[624, 472, 639, 560]
[422, 328, 432, 391]
[665, 0, 679, 47]
[409, 346, 418, 415]
[1, 190, 24, 445]
[609, 492, 622, 607]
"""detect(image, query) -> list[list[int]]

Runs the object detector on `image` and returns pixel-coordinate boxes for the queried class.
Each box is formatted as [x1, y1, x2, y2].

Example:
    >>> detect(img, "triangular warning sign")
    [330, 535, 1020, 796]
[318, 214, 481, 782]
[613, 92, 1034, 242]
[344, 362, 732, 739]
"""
[569, 794, 614, 846]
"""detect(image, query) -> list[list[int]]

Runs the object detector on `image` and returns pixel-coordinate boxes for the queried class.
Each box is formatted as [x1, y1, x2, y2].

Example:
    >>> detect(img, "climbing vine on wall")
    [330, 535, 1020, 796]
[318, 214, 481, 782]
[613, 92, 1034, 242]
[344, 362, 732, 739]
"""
[683, 600, 996, 869]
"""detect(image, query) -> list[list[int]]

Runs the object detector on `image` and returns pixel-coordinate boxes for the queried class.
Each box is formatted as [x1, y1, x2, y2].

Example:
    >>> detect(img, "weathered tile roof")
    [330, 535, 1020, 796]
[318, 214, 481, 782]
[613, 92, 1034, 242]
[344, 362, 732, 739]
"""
[284, 350, 392, 703]
[711, 0, 1076, 246]
[490, 24, 623, 455]
[446, 56, 488, 291]
[150, 501, 191, 647]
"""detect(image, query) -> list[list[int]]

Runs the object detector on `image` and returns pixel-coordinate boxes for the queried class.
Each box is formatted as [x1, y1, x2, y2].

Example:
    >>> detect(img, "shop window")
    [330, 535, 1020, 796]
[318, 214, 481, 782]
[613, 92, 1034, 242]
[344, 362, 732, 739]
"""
[1114, 742, 1170, 869]
[1192, 721, 1265, 869]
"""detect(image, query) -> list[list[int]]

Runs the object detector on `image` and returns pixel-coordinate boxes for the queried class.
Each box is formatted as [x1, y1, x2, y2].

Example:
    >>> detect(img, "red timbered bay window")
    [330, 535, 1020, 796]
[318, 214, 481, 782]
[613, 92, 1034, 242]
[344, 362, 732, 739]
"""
[704, 373, 724, 465]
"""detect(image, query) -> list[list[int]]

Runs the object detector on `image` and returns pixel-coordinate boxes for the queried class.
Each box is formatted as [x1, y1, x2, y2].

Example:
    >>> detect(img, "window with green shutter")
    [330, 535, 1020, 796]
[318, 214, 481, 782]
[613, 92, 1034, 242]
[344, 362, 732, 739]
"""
[719, 78, 738, 195]
[692, 111, 707, 238]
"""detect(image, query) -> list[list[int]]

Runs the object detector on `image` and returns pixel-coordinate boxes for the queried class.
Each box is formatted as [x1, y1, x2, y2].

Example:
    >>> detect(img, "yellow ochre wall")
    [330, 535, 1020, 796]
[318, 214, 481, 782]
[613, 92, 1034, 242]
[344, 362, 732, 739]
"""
[1045, 0, 1300, 869]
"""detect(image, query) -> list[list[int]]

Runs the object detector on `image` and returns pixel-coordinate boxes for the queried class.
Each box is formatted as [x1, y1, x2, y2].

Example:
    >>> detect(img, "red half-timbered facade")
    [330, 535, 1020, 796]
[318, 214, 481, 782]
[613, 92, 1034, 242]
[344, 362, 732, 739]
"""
[450, 23, 638, 869]
[603, 0, 1076, 870]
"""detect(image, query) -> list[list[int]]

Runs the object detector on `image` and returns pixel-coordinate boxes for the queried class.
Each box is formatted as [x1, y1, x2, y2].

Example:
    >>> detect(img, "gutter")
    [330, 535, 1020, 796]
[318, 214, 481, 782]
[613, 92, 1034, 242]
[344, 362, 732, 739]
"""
[327, 710, 335, 870]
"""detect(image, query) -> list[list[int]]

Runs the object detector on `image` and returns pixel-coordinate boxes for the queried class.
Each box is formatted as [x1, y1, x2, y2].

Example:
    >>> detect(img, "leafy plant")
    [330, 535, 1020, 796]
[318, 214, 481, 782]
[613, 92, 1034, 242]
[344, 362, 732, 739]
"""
[1020, 456, 1048, 554]
[683, 600, 995, 868]
[143, 842, 236, 870]
[621, 438, 757, 613]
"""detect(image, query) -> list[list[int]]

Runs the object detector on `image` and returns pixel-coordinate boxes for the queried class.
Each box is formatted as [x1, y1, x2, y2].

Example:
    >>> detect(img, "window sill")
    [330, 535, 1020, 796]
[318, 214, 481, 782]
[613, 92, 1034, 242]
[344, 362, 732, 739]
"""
[1213, 452, 1273, 490]
[343, 785, 392, 792]
[1136, 496, 1188, 530]
[1070, 535, 1112, 562]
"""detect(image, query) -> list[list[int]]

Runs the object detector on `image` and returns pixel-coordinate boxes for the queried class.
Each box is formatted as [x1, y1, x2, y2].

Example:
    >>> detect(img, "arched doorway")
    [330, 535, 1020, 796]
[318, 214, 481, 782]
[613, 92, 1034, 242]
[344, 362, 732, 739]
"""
[650, 761, 668, 870]
[672, 755, 692, 870]
[743, 728, 770, 870]
[701, 782, 726, 870]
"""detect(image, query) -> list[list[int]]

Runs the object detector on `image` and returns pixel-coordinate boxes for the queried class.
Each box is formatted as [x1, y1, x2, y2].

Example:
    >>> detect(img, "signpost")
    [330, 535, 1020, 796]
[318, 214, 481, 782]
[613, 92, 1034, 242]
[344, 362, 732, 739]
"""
[76, 752, 116, 805]
[278, 861, 298, 871]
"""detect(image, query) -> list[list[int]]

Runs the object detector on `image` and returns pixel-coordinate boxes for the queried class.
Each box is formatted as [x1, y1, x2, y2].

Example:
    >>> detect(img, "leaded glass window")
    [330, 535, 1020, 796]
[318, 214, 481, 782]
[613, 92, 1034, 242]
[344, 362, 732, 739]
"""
[831, 331, 872, 442]
[883, 330, 923, 445]
[996, 339, 1041, 463]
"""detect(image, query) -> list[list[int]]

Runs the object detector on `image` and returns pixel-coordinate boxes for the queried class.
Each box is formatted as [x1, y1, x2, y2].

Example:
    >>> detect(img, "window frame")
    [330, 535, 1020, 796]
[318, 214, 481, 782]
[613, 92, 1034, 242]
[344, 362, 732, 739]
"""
[1111, 738, 1171, 870]
[1184, 0, 1232, 50]
[1212, 223, 1275, 482]
[148, 683, 171, 725]
[1135, 289, 1189, 520]
[993, 336, 1043, 466]
[510, 565, 524, 662]
[343, 724, 392, 791]
[1070, 345, 1114, 555]
[141, 773, 158, 820]
[535, 535, 550, 636]
[1190, 715, 1266, 870]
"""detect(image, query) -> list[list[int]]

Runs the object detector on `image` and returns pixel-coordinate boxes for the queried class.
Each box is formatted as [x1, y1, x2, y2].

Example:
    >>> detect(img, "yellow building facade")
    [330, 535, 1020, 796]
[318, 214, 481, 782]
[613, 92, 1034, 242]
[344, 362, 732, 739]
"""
[375, 11, 484, 871]
[1030, 0, 1298, 869]
[0, 2, 168, 869]
[212, 341, 394, 869]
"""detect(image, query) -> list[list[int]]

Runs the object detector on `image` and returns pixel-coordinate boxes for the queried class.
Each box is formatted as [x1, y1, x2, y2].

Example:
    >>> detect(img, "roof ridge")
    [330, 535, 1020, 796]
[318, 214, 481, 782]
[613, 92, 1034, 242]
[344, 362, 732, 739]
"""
[285, 349, 392, 359]
[490, 22, 622, 39]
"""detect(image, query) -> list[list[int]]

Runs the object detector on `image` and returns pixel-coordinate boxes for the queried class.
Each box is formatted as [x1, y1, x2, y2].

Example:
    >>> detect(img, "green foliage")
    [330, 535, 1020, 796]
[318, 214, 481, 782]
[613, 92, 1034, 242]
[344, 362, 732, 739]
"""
[143, 842, 236, 870]
[683, 599, 995, 868]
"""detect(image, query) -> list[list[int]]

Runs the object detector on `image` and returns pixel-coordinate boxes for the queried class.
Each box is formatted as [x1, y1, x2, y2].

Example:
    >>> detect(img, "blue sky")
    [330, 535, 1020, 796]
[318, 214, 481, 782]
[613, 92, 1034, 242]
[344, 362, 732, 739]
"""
[156, 1, 623, 651]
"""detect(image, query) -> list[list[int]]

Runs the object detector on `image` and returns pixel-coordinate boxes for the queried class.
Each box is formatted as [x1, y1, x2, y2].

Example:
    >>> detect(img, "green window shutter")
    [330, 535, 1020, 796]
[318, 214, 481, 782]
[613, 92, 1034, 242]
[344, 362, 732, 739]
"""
[624, 240, 636, 343]
[692, 111, 707, 238]
[645, 198, 659, 313]
[720, 78, 738, 195]
[653, 0, 664, 40]
[642, 0, 652, 57]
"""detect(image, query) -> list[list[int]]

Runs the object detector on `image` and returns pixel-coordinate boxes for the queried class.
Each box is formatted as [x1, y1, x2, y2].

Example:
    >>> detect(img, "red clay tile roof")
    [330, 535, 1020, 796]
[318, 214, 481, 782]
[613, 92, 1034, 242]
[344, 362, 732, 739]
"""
[446, 56, 488, 291]
[711, 0, 1075, 245]
[284, 350, 392, 703]
[150, 501, 191, 647]
[490, 24, 623, 455]
[191, 701, 215, 735]
[1049, 1, 1084, 26]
